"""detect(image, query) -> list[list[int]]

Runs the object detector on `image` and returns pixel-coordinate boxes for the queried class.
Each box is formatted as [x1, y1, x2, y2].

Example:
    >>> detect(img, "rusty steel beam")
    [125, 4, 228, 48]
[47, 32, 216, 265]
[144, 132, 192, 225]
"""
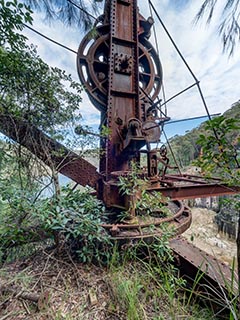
[0, 113, 101, 188]
[105, 0, 140, 175]
[170, 236, 238, 294]
[159, 183, 240, 200]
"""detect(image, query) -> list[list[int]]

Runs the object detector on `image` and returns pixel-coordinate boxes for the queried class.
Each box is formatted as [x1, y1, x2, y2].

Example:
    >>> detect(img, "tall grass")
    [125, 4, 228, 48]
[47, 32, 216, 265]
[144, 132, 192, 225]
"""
[107, 238, 215, 319]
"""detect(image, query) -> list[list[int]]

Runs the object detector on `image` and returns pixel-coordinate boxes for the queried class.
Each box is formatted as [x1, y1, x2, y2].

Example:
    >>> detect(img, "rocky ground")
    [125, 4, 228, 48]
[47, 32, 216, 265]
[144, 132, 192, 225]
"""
[183, 207, 237, 266]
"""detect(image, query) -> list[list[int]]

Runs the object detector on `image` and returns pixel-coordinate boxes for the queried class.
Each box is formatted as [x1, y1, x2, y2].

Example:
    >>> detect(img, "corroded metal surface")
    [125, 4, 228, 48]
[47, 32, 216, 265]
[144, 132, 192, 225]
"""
[170, 236, 238, 293]
[150, 174, 240, 199]
[105, 0, 140, 174]
[101, 200, 192, 239]
[77, 0, 170, 216]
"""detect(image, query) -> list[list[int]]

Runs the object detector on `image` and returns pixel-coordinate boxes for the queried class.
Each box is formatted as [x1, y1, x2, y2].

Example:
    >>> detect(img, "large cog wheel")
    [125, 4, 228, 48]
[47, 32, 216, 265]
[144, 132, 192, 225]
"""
[77, 24, 163, 113]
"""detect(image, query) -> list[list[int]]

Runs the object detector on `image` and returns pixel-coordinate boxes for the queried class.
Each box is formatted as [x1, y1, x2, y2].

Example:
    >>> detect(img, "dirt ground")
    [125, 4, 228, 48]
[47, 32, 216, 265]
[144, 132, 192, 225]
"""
[183, 207, 237, 266]
[0, 250, 116, 320]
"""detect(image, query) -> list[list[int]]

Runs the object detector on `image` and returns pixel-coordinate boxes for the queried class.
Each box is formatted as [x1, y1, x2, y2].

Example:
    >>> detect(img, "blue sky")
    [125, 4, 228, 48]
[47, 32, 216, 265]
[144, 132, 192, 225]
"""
[23, 0, 240, 141]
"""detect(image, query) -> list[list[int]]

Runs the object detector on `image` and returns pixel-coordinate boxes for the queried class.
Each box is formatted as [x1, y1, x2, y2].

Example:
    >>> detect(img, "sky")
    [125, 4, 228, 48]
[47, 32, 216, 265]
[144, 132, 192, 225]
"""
[22, 0, 240, 140]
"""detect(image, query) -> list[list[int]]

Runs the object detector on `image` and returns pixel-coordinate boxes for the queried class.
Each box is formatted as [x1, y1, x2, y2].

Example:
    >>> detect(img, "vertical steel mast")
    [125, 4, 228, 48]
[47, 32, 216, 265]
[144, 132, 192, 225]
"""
[77, 0, 163, 210]
[76, 0, 239, 219]
[105, 0, 140, 175]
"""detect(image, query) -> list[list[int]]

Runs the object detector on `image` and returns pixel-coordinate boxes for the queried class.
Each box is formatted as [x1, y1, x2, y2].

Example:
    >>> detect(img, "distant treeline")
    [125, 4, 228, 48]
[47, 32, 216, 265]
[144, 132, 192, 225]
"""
[167, 100, 240, 168]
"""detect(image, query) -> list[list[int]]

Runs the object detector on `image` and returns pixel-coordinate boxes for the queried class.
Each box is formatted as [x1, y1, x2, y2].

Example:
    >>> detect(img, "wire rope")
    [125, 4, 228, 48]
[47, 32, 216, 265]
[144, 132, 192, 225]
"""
[147, 0, 168, 118]
[22, 0, 98, 55]
[67, 0, 97, 20]
[148, 1, 221, 138]
[149, 0, 240, 169]
[23, 24, 78, 54]
[163, 129, 182, 175]
[146, 0, 200, 174]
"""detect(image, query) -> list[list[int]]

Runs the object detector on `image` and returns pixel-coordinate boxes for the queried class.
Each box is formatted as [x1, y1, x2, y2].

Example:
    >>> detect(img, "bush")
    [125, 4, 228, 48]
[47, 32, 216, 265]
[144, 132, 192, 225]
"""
[37, 187, 113, 264]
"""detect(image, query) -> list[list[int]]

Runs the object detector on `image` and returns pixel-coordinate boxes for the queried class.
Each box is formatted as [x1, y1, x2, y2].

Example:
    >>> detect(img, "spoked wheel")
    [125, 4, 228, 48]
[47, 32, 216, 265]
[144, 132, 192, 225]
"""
[77, 25, 110, 113]
[138, 37, 162, 101]
[101, 200, 192, 240]
[77, 24, 163, 112]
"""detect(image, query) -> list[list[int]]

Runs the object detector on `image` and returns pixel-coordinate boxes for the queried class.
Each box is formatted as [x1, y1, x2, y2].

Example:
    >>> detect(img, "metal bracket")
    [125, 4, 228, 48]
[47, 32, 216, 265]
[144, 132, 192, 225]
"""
[114, 53, 133, 74]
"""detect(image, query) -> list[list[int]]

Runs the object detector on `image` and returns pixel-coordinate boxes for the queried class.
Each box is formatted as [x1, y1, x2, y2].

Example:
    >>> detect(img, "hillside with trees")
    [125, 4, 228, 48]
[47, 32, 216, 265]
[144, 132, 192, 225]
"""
[167, 101, 240, 169]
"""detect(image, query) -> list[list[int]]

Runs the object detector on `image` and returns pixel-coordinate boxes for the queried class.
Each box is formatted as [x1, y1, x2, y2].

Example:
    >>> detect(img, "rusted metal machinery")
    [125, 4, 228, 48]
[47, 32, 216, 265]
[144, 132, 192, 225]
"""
[0, 0, 238, 295]
[1, 0, 237, 239]
[76, 0, 239, 239]
[76, 0, 192, 238]
[75, 0, 239, 295]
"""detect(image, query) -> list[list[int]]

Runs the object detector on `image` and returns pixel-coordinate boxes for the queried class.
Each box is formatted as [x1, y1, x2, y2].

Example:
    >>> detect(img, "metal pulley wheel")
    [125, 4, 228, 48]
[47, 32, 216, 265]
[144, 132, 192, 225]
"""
[77, 24, 163, 113]
[77, 25, 109, 113]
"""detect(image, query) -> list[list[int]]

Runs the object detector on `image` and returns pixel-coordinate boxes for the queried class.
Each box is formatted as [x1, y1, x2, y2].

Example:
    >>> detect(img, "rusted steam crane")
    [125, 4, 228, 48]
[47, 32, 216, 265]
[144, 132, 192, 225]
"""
[76, 0, 193, 238]
[75, 0, 238, 240]
[74, 0, 239, 292]
[0, 0, 238, 293]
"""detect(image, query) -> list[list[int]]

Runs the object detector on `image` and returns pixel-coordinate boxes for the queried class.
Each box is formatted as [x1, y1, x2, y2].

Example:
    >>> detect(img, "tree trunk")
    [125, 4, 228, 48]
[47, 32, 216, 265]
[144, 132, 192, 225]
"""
[237, 210, 240, 310]
[51, 167, 66, 253]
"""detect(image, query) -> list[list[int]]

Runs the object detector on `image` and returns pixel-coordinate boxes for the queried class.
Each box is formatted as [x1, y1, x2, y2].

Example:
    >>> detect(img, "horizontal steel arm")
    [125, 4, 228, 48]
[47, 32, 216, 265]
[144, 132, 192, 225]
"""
[152, 174, 240, 199]
[160, 183, 240, 200]
[0, 113, 101, 188]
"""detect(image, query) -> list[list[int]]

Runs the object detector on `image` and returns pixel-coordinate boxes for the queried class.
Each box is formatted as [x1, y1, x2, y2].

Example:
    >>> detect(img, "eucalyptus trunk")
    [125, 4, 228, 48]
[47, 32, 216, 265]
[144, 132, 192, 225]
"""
[237, 210, 240, 310]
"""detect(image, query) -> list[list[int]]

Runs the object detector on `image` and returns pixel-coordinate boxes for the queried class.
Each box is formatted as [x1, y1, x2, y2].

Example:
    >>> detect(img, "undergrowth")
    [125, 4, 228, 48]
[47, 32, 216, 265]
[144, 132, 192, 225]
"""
[36, 187, 113, 264]
[0, 234, 218, 320]
[106, 238, 215, 320]
[0, 163, 238, 318]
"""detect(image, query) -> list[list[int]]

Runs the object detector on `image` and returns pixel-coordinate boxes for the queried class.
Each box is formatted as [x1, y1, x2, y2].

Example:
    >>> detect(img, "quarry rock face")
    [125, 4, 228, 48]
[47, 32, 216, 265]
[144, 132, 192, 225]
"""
[183, 208, 237, 266]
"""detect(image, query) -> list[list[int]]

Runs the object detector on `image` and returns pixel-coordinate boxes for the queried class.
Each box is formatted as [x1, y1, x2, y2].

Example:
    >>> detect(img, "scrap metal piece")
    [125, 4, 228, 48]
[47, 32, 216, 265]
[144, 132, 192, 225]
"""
[170, 236, 238, 294]
[102, 200, 192, 239]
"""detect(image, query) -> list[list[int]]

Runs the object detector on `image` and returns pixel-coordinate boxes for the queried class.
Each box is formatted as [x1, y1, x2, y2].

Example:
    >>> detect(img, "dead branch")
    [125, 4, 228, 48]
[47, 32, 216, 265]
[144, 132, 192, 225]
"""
[0, 282, 50, 311]
[0, 283, 40, 303]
